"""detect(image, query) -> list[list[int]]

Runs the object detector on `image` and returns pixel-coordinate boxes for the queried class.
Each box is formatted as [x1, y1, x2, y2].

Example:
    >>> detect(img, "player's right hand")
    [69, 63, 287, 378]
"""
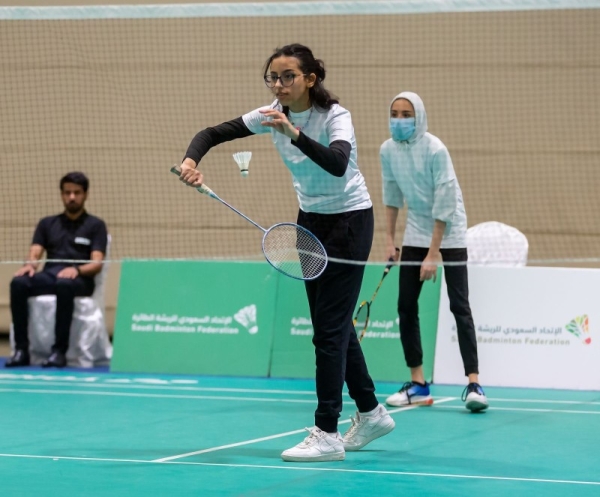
[179, 160, 204, 188]
[15, 264, 35, 277]
[386, 245, 400, 262]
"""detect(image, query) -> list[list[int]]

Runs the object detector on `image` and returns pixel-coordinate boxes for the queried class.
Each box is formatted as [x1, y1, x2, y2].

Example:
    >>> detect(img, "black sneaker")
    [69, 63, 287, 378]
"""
[5, 349, 30, 368]
[42, 350, 67, 368]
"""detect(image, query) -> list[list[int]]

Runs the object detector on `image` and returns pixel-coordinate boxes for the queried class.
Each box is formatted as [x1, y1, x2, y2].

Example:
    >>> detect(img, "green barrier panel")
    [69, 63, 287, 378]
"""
[111, 261, 279, 376]
[111, 261, 442, 381]
[269, 265, 442, 382]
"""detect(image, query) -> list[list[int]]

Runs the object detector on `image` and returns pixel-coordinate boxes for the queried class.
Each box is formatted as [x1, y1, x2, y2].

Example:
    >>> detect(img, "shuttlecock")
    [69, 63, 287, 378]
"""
[233, 151, 252, 177]
[234, 304, 258, 334]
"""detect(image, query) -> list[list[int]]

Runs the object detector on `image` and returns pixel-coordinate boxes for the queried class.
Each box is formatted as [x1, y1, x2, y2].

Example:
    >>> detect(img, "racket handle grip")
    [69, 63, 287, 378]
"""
[170, 165, 215, 197]
[384, 247, 401, 272]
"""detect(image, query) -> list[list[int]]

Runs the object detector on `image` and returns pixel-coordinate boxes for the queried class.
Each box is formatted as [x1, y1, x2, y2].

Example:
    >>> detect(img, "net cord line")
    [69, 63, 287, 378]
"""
[1, 0, 599, 21]
[4, 257, 600, 267]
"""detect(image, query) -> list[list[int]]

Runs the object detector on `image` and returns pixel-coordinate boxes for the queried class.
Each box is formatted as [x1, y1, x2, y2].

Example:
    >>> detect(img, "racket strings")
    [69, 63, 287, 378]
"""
[263, 224, 327, 280]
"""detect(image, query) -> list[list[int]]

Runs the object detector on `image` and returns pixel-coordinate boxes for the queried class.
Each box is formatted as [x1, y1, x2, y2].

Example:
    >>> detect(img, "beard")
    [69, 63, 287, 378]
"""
[65, 202, 83, 214]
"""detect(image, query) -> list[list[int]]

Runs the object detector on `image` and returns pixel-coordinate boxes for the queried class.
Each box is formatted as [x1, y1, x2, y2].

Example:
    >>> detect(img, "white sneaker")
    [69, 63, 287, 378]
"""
[342, 404, 395, 451]
[462, 383, 489, 412]
[281, 427, 345, 462]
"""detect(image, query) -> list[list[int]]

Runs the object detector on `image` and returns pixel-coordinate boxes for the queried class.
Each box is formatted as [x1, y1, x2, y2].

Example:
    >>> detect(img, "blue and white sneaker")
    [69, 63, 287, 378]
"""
[385, 381, 434, 407]
[462, 382, 489, 412]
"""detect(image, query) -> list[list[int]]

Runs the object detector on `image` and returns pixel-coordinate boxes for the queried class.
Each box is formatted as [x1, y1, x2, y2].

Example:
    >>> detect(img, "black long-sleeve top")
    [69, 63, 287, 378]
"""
[185, 117, 351, 177]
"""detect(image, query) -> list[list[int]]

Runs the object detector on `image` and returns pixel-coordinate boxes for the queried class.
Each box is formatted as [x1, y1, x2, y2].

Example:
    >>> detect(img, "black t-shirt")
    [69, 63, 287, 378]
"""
[32, 212, 108, 274]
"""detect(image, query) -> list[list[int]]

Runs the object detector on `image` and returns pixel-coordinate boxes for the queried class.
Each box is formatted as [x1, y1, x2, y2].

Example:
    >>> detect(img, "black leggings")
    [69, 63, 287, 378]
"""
[398, 246, 479, 376]
[298, 207, 379, 433]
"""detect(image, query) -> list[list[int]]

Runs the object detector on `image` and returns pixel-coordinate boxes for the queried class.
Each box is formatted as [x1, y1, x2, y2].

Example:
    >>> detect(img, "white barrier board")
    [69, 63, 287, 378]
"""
[433, 266, 599, 390]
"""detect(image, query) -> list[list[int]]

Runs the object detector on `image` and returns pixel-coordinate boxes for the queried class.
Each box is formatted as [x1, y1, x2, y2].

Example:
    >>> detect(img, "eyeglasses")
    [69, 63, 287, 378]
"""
[263, 73, 306, 88]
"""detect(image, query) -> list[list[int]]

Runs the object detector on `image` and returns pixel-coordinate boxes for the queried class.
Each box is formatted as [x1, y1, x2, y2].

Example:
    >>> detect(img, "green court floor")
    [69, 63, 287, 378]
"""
[0, 368, 598, 496]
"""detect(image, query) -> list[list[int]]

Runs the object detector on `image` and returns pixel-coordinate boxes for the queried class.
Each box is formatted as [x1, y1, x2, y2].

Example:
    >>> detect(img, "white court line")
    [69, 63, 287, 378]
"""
[152, 398, 456, 463]
[2, 379, 598, 407]
[1, 374, 599, 403]
[435, 405, 600, 415]
[0, 452, 598, 486]
[0, 388, 316, 404]
[489, 398, 600, 405]
[0, 380, 318, 396]
[0, 388, 455, 409]
[153, 428, 308, 462]
[2, 380, 599, 407]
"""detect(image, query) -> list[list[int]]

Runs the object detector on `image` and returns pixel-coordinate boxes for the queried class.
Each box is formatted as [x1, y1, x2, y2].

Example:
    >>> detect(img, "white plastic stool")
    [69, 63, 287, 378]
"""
[9, 235, 113, 367]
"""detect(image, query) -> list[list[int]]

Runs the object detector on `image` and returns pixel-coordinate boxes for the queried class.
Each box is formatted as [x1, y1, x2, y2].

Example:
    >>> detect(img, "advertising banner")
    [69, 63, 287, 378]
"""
[111, 261, 278, 376]
[433, 266, 600, 390]
[270, 265, 442, 382]
[112, 261, 443, 382]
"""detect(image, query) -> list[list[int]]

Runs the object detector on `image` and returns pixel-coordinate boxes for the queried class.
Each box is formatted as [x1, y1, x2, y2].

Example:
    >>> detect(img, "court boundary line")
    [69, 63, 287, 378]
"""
[2, 381, 599, 407]
[0, 377, 599, 405]
[489, 397, 600, 405]
[0, 387, 318, 404]
[0, 378, 317, 395]
[0, 453, 598, 486]
[5, 387, 598, 415]
[434, 405, 600, 415]
[152, 398, 456, 462]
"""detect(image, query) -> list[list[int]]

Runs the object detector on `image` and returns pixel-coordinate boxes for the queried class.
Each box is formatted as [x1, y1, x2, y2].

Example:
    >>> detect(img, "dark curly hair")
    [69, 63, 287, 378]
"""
[263, 43, 339, 114]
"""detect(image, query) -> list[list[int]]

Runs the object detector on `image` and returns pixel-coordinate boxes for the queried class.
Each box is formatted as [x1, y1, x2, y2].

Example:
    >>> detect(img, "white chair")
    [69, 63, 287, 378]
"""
[466, 222, 528, 267]
[10, 235, 113, 367]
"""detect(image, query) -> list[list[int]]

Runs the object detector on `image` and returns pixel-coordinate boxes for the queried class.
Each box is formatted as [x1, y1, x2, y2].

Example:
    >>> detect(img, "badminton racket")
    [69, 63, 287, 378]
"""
[170, 165, 327, 280]
[353, 247, 400, 341]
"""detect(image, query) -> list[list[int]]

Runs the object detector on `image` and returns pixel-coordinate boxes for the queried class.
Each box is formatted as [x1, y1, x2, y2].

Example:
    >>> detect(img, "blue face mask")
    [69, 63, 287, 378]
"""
[389, 117, 416, 142]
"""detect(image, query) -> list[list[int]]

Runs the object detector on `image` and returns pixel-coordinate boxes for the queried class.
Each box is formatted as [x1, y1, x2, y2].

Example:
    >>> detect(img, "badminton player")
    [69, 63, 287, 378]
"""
[380, 91, 488, 412]
[177, 44, 394, 461]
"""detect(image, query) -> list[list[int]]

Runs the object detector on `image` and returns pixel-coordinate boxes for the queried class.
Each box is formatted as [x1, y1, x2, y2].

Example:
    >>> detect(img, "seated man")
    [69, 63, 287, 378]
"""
[6, 172, 108, 368]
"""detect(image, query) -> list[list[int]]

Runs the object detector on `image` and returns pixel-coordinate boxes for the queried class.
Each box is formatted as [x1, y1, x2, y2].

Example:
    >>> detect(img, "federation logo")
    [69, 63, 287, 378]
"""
[565, 315, 591, 345]
[234, 305, 258, 334]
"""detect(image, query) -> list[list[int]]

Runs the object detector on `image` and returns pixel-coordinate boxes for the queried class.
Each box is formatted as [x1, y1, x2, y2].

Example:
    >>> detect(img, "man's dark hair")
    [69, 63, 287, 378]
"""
[60, 172, 89, 192]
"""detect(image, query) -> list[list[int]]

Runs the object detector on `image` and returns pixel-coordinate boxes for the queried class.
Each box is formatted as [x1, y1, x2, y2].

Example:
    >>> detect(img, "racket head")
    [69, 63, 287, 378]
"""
[353, 301, 370, 341]
[262, 222, 327, 280]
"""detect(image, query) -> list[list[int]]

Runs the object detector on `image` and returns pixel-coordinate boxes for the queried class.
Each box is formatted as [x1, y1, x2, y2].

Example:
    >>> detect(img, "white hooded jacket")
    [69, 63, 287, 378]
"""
[380, 91, 467, 248]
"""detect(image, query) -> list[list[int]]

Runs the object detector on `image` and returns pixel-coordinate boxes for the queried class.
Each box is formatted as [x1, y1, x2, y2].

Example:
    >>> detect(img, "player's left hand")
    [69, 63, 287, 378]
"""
[420, 251, 441, 282]
[58, 267, 79, 279]
[259, 109, 300, 140]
